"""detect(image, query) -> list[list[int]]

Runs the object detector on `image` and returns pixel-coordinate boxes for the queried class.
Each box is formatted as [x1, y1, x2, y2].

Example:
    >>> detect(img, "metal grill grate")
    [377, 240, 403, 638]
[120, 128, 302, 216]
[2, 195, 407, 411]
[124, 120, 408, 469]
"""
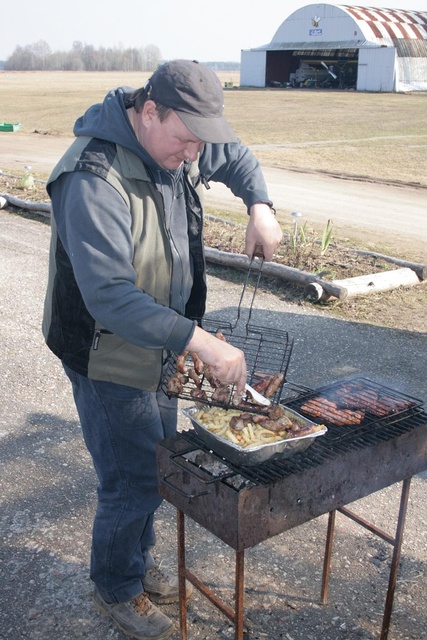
[284, 377, 422, 429]
[161, 254, 294, 410]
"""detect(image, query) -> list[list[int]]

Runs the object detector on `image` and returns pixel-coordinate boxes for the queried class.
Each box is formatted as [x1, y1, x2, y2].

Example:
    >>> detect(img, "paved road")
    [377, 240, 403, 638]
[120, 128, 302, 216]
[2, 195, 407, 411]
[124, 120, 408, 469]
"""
[1, 133, 426, 250]
[206, 166, 427, 247]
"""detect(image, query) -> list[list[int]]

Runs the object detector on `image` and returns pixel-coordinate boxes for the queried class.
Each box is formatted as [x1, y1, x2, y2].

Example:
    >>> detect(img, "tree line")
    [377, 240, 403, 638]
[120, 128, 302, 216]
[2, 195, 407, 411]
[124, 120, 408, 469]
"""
[1, 40, 240, 72]
[2, 40, 162, 71]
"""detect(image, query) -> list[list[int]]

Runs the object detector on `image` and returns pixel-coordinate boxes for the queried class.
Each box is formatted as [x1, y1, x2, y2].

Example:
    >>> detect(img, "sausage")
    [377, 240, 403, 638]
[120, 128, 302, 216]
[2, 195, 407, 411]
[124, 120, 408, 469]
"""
[176, 351, 188, 374]
[190, 351, 204, 376]
[188, 367, 202, 388]
[264, 372, 284, 398]
[300, 397, 364, 425]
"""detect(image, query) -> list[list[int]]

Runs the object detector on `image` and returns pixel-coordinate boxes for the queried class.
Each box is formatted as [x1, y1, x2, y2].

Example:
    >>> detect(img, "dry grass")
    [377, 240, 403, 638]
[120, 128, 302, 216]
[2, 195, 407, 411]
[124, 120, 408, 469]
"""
[1, 70, 426, 185]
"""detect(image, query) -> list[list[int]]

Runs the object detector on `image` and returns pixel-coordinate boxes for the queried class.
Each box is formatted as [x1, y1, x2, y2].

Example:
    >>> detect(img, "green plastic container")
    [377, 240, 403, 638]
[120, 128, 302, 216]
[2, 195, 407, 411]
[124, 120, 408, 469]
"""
[0, 122, 21, 132]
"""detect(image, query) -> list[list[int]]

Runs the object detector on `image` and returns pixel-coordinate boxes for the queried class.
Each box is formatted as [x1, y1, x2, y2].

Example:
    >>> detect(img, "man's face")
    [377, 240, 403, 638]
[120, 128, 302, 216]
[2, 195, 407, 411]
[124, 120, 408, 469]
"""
[139, 102, 205, 170]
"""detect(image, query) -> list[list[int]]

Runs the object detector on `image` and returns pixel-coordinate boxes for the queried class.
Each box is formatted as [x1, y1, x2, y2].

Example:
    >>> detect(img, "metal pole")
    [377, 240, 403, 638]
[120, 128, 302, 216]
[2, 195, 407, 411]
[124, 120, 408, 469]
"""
[321, 510, 336, 604]
[177, 509, 188, 640]
[234, 550, 245, 640]
[380, 477, 412, 640]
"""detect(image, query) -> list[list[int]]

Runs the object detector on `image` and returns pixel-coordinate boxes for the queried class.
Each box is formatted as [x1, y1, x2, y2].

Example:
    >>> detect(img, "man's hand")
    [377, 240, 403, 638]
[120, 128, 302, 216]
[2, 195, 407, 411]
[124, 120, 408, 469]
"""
[245, 203, 283, 262]
[186, 326, 247, 396]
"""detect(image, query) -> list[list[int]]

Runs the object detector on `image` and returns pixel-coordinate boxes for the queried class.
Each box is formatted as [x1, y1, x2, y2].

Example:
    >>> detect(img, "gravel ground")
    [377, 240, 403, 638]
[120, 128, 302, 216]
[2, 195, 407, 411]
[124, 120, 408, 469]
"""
[1, 209, 427, 640]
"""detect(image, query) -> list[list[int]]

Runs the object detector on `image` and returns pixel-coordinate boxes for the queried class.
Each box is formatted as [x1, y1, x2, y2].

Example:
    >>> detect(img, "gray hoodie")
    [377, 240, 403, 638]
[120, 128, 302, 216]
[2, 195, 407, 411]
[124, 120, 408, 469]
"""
[44, 87, 273, 387]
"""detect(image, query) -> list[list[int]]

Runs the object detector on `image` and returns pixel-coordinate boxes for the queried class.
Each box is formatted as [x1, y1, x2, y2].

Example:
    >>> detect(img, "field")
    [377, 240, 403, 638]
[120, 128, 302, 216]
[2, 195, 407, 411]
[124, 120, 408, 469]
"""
[1, 70, 427, 186]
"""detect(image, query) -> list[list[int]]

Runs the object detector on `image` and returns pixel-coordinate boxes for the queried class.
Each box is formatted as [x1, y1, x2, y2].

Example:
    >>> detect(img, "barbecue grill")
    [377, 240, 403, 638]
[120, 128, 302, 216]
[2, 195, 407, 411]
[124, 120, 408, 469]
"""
[157, 379, 427, 640]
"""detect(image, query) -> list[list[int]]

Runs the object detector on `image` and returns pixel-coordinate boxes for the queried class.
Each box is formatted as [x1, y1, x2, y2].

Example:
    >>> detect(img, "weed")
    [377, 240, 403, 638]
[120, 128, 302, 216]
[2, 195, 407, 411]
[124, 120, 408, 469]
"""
[321, 219, 333, 255]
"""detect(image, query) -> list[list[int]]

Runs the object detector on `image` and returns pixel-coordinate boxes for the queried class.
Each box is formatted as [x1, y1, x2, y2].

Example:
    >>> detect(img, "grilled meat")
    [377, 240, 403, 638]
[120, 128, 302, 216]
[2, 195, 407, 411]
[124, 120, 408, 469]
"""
[203, 364, 221, 389]
[176, 351, 189, 374]
[212, 385, 231, 404]
[190, 388, 208, 401]
[230, 413, 253, 431]
[188, 367, 202, 388]
[264, 372, 284, 398]
[190, 351, 204, 376]
[253, 376, 273, 393]
[300, 397, 365, 426]
[167, 376, 184, 395]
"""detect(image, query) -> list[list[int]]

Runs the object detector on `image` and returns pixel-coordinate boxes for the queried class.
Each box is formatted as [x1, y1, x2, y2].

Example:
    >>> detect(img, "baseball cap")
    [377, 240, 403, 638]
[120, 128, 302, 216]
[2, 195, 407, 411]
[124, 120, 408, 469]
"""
[145, 59, 238, 144]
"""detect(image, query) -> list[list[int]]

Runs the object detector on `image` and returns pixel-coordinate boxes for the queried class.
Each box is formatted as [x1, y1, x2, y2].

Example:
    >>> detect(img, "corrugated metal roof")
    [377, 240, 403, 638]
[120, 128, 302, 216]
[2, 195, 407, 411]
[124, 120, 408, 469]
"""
[253, 40, 377, 51]
[252, 6, 427, 56]
[340, 5, 427, 41]
[393, 38, 427, 57]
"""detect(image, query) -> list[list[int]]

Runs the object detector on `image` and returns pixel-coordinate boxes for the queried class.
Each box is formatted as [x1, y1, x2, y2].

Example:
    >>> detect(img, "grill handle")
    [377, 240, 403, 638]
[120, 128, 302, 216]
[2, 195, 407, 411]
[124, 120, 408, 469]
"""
[233, 252, 264, 328]
[160, 473, 209, 499]
[168, 449, 235, 484]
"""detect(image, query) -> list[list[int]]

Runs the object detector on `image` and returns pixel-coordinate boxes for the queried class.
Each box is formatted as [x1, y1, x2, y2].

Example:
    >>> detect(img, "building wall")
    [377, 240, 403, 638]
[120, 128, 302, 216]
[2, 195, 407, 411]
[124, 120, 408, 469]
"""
[272, 4, 365, 44]
[357, 47, 396, 91]
[240, 50, 267, 87]
[397, 57, 427, 91]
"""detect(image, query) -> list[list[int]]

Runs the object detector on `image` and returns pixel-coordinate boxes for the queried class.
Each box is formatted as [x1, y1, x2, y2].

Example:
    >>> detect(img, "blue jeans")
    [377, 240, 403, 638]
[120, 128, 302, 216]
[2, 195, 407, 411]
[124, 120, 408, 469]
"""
[63, 364, 178, 604]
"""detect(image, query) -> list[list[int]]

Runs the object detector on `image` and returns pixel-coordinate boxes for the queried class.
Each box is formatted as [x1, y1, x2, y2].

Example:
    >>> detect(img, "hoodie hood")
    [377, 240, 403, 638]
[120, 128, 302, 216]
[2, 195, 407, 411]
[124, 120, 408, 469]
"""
[73, 87, 147, 162]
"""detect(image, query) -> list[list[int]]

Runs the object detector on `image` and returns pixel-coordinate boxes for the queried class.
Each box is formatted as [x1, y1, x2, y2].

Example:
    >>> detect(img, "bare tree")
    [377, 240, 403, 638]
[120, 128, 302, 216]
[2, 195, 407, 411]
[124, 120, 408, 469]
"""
[4, 41, 162, 71]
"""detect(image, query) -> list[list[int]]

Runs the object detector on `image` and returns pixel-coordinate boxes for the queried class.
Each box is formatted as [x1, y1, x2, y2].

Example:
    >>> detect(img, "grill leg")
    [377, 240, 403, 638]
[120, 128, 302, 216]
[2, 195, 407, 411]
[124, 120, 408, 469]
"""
[235, 550, 245, 640]
[321, 509, 336, 604]
[177, 509, 188, 640]
[380, 476, 412, 640]
[176, 509, 247, 640]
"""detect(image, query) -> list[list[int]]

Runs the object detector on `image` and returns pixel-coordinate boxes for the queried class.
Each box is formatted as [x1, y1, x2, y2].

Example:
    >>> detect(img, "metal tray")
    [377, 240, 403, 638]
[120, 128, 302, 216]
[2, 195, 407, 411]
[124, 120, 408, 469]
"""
[182, 405, 327, 466]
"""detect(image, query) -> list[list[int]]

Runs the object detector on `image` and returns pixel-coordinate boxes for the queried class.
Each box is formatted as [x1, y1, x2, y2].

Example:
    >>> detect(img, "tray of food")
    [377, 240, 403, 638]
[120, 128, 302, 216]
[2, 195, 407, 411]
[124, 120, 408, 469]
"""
[182, 404, 327, 466]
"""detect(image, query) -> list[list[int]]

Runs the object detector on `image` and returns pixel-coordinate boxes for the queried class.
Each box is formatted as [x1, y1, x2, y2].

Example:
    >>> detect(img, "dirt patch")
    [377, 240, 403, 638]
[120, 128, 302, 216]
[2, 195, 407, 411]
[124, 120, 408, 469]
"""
[1, 173, 426, 335]
[203, 217, 426, 334]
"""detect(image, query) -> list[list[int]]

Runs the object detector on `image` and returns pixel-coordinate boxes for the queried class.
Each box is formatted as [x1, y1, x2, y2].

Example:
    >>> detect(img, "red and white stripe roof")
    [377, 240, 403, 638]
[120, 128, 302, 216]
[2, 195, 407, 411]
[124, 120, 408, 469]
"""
[340, 5, 427, 41]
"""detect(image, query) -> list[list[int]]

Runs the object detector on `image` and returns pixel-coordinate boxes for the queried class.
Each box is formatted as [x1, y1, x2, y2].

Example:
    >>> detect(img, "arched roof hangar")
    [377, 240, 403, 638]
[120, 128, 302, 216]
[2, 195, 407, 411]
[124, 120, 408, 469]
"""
[240, 4, 427, 92]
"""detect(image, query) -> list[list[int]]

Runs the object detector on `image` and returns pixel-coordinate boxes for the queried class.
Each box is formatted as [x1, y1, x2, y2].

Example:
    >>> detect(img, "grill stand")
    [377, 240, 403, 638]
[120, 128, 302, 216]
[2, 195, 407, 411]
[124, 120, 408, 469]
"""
[158, 405, 427, 640]
[321, 477, 411, 640]
[175, 477, 413, 640]
[177, 509, 247, 640]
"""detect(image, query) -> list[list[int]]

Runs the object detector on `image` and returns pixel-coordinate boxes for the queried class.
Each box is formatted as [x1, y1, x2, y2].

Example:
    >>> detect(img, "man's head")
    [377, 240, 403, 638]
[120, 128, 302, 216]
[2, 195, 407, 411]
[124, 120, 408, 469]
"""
[134, 60, 238, 145]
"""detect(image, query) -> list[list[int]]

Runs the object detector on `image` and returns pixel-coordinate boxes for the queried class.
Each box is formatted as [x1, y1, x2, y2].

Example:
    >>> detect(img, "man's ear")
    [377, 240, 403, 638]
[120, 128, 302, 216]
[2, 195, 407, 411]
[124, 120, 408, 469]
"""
[141, 100, 158, 126]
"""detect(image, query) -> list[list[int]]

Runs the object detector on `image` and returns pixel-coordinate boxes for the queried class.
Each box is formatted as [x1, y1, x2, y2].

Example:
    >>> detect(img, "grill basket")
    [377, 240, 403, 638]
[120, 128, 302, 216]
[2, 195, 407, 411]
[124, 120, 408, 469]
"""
[161, 254, 294, 410]
[162, 319, 294, 410]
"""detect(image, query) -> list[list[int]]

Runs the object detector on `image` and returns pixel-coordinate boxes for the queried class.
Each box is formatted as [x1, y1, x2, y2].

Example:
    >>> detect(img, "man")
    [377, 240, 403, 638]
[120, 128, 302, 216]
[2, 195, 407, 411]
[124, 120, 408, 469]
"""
[43, 59, 282, 640]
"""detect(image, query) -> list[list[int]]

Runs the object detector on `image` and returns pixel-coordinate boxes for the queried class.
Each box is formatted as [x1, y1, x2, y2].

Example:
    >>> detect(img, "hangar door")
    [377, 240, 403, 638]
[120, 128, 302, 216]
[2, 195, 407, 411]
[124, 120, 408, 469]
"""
[265, 48, 359, 89]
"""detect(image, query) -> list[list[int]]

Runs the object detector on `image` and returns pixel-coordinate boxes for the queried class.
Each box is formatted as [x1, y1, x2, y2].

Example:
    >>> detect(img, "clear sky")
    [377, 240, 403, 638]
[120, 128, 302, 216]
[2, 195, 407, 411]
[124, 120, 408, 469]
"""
[0, 0, 425, 63]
